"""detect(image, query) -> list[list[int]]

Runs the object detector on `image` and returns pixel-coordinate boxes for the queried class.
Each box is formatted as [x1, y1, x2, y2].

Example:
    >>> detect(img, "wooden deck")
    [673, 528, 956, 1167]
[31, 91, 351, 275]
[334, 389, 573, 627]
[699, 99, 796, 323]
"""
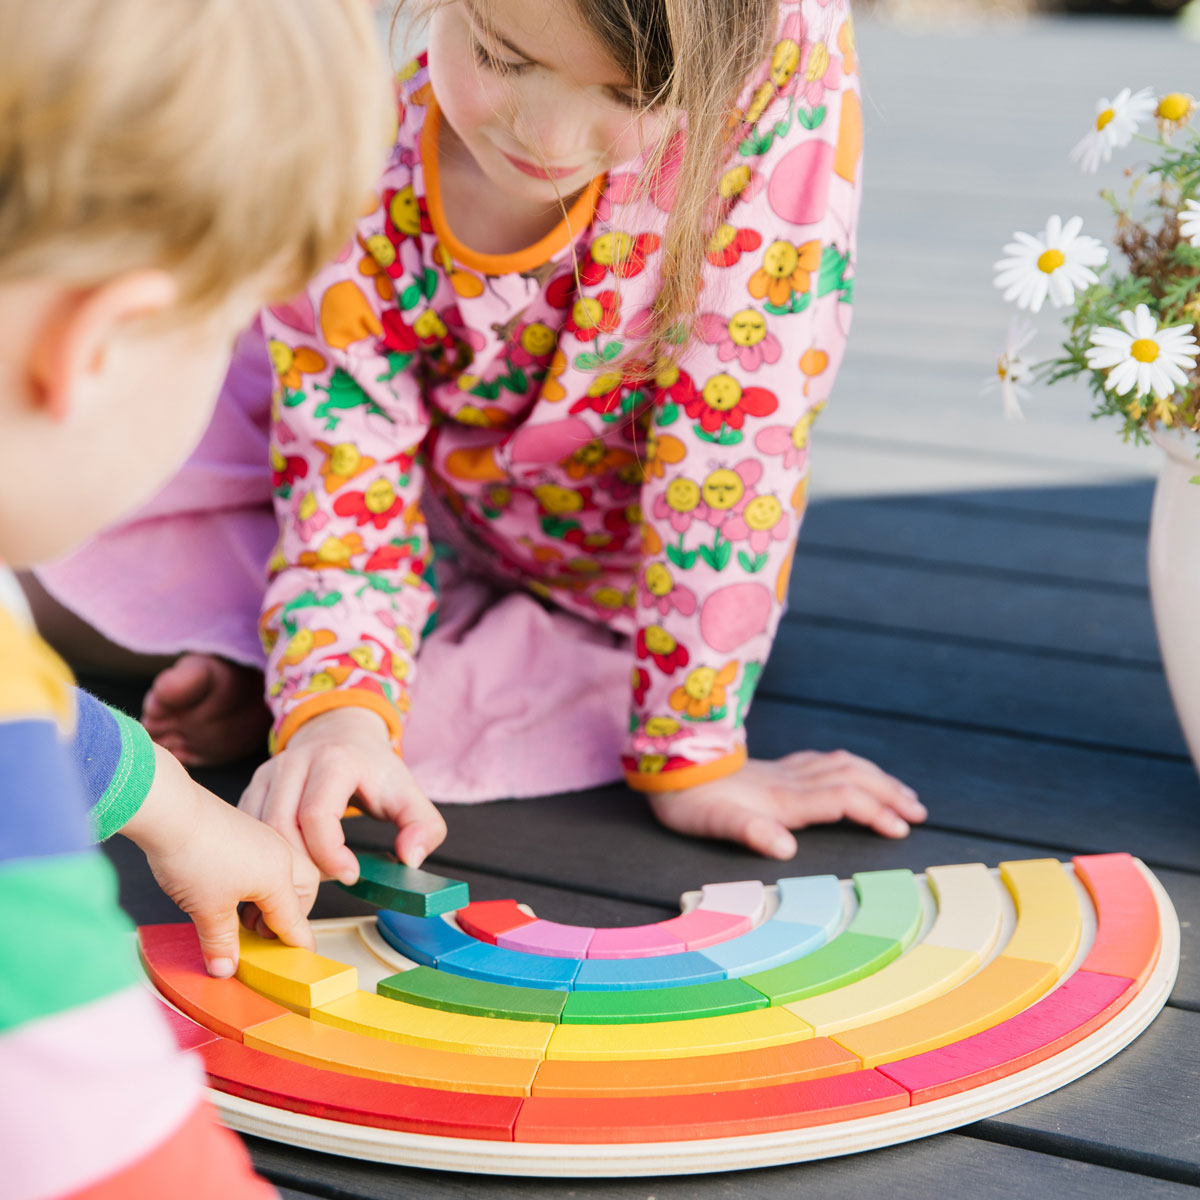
[99, 10, 1200, 1198]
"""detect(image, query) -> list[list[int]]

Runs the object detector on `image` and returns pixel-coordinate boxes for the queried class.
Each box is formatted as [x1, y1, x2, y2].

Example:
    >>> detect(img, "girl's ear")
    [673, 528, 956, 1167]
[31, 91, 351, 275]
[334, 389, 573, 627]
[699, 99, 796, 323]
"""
[27, 270, 179, 422]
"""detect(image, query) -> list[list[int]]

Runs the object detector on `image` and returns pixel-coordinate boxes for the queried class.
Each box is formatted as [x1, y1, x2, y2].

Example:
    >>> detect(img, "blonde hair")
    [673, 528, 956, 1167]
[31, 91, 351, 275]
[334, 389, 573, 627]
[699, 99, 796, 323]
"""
[0, 0, 395, 309]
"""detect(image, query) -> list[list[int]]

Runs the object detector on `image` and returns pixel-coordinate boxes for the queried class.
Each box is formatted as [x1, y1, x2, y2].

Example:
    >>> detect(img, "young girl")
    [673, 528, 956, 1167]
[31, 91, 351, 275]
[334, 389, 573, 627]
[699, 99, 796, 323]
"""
[33, 0, 925, 885]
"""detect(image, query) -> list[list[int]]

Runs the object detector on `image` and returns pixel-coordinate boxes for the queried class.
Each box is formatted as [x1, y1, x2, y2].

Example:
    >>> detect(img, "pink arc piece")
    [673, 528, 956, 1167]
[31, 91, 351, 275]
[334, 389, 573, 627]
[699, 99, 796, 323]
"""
[497, 921, 596, 958]
[696, 881, 767, 921]
[587, 925, 688, 960]
[656, 908, 753, 950]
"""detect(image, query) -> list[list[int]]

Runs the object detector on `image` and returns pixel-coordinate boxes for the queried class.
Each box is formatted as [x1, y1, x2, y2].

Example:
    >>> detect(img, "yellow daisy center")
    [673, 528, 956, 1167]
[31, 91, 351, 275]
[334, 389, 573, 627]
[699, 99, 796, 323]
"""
[1096, 108, 1115, 131]
[1037, 248, 1065, 274]
[1130, 338, 1160, 364]
[1157, 93, 1190, 122]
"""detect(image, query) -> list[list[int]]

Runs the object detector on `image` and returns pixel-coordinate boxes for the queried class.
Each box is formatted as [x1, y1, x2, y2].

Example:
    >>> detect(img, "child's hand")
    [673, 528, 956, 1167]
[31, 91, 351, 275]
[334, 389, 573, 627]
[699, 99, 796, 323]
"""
[644, 752, 926, 859]
[238, 706, 447, 888]
[122, 745, 318, 977]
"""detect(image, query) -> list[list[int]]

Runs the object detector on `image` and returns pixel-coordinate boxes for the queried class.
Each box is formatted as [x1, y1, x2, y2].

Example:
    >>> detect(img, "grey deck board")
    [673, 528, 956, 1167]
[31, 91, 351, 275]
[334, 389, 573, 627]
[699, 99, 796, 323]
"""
[247, 1133, 1200, 1199]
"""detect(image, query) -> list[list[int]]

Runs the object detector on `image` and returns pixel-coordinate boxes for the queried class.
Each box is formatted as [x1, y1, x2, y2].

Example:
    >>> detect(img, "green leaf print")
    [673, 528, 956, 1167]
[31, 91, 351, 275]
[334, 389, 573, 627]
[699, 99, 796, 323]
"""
[421, 268, 438, 300]
[600, 341, 623, 362]
[699, 532, 732, 571]
[399, 284, 421, 311]
[469, 379, 501, 400]
[796, 105, 826, 131]
[629, 711, 640, 734]
[279, 590, 343, 636]
[656, 402, 680, 428]
[378, 352, 414, 382]
[764, 291, 812, 319]
[574, 351, 602, 370]
[737, 550, 769, 574]
[739, 132, 772, 157]
[500, 366, 528, 393]
[281, 388, 307, 409]
[816, 245, 851, 299]
[695, 424, 744, 447]
[682, 704, 727, 724]
[666, 536, 698, 571]
[733, 662, 763, 728]
[540, 515, 581, 539]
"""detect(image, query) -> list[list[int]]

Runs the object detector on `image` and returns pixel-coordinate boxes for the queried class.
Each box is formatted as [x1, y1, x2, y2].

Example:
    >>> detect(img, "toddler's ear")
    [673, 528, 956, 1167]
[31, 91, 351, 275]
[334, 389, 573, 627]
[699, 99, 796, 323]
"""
[27, 269, 179, 422]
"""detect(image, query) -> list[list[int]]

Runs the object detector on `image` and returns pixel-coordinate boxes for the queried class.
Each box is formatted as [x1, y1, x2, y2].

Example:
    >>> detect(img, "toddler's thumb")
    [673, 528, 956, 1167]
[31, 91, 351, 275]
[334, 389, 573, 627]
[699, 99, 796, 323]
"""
[191, 909, 241, 979]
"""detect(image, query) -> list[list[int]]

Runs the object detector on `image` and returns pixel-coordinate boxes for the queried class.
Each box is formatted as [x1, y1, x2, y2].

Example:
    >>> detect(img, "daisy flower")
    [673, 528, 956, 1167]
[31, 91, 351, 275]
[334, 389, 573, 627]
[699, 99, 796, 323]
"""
[1156, 92, 1196, 136]
[1179, 198, 1200, 248]
[983, 318, 1037, 421]
[993, 215, 1108, 313]
[1085, 304, 1199, 401]
[1069, 87, 1156, 174]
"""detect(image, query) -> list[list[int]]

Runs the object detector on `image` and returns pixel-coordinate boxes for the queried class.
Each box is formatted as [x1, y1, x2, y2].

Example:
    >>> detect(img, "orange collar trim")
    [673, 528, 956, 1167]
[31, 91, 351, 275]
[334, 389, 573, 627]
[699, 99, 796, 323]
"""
[420, 96, 604, 276]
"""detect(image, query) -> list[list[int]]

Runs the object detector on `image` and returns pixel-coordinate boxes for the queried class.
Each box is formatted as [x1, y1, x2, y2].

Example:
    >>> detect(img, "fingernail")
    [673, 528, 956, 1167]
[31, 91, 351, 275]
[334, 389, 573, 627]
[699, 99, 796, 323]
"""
[889, 817, 910, 836]
[208, 957, 235, 979]
[772, 833, 797, 859]
[902, 786, 919, 800]
[338, 868, 360, 887]
[405, 840, 428, 869]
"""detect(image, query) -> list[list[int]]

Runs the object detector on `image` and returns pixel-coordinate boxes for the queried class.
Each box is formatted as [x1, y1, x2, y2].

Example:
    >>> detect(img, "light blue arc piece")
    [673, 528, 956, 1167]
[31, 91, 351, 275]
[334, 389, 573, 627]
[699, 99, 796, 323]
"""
[436, 940, 581, 990]
[573, 952, 727, 992]
[376, 910, 476, 967]
[699, 920, 828, 978]
[775, 874, 844, 938]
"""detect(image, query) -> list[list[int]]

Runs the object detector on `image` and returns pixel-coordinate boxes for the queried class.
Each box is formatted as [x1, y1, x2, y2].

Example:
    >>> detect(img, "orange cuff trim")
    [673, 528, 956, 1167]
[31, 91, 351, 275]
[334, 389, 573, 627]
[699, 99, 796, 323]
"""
[421, 97, 604, 275]
[272, 689, 406, 756]
[625, 745, 748, 794]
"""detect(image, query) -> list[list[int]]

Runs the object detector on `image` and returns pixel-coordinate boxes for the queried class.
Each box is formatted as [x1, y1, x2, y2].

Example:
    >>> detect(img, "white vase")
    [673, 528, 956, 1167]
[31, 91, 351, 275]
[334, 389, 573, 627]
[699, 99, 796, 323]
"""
[1148, 427, 1200, 774]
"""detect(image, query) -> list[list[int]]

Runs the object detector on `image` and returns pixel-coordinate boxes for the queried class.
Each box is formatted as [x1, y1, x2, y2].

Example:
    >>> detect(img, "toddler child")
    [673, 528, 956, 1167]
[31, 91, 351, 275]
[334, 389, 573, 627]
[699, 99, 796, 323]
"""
[0, 0, 392, 1196]
[33, 0, 927, 891]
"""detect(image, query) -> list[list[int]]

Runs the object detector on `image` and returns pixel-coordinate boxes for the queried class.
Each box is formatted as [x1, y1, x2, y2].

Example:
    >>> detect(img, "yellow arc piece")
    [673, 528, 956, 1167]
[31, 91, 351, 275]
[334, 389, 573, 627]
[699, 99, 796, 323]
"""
[236, 928, 358, 1014]
[999, 858, 1082, 973]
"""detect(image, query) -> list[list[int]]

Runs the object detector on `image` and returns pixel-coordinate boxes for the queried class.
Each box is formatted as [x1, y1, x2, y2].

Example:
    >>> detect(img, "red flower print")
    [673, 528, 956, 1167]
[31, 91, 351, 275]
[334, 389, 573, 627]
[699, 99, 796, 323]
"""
[380, 310, 418, 355]
[566, 290, 620, 342]
[579, 231, 662, 286]
[685, 373, 779, 433]
[569, 370, 624, 416]
[271, 447, 308, 491]
[635, 625, 690, 674]
[654, 363, 700, 409]
[332, 478, 406, 530]
[632, 666, 651, 707]
[706, 223, 763, 267]
[363, 540, 417, 572]
[381, 184, 431, 261]
[545, 272, 577, 310]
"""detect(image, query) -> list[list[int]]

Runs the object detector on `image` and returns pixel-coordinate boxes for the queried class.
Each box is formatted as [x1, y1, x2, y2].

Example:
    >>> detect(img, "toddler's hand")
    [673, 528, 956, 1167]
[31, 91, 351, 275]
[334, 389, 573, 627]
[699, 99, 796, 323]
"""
[644, 751, 926, 859]
[122, 745, 318, 977]
[238, 706, 447, 890]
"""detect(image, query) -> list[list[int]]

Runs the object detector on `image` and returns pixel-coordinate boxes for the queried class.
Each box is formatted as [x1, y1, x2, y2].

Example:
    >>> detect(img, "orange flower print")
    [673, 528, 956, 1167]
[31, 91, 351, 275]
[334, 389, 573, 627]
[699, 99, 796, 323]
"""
[642, 429, 687, 480]
[838, 16, 857, 76]
[315, 440, 376, 493]
[358, 238, 397, 302]
[564, 439, 634, 480]
[748, 240, 822, 310]
[432, 241, 484, 299]
[669, 661, 739, 721]
[298, 532, 366, 569]
[280, 626, 338, 667]
[268, 339, 326, 390]
[542, 349, 568, 402]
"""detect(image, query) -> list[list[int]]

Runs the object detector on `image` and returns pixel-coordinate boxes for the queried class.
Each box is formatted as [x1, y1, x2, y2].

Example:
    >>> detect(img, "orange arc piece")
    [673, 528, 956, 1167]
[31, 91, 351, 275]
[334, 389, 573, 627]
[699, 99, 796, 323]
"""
[832, 956, 1058, 1069]
[1072, 853, 1162, 988]
[138, 924, 289, 1042]
[530, 1037, 862, 1099]
[245, 1012, 539, 1097]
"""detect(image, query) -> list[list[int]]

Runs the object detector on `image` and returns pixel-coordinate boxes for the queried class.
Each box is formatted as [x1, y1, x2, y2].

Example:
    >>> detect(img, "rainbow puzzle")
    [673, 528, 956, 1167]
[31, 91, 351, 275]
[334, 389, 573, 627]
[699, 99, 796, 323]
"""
[138, 851, 1179, 1176]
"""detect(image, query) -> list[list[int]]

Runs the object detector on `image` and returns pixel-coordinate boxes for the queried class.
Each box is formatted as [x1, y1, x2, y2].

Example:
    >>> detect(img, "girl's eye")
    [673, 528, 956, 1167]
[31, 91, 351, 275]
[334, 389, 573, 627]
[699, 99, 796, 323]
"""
[471, 36, 530, 75]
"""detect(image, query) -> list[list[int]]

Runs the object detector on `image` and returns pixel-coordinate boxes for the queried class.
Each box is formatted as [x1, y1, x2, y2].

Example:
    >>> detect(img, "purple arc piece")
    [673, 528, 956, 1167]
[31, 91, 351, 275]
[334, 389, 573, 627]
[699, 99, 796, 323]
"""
[496, 920, 595, 958]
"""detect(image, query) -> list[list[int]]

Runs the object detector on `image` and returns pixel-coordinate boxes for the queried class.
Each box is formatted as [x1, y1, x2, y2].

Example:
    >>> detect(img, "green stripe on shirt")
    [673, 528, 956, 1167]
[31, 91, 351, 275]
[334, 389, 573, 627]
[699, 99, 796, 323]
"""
[91, 706, 157, 842]
[0, 851, 140, 1033]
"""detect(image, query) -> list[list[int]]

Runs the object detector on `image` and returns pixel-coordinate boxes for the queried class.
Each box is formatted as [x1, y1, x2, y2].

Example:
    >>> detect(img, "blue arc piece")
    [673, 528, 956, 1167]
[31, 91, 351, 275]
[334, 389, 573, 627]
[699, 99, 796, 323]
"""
[376, 910, 476, 967]
[573, 952, 727, 992]
[701, 920, 827, 978]
[437, 941, 581, 990]
[775, 875, 844, 939]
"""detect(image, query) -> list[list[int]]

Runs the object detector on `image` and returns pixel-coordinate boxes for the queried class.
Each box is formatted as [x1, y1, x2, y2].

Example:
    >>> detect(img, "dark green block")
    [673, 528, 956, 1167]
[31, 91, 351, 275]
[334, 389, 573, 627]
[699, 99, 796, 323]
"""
[559, 979, 768, 1025]
[338, 852, 469, 917]
[377, 967, 565, 1022]
[743, 932, 900, 1004]
[849, 869, 923, 947]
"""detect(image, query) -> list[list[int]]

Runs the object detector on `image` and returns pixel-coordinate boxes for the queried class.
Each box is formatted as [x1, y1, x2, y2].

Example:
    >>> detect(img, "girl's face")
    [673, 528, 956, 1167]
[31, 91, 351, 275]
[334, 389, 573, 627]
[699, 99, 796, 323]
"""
[426, 0, 668, 204]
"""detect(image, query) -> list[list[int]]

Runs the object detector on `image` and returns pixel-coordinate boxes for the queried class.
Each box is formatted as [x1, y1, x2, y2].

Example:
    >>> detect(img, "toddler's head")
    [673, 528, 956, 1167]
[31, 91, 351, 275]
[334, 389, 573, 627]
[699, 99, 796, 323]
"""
[0, 0, 394, 566]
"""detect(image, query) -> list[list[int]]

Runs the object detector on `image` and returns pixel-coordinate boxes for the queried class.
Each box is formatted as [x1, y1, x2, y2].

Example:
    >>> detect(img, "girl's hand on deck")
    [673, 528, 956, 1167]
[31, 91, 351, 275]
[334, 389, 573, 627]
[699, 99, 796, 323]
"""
[644, 752, 927, 859]
[237, 706, 447, 896]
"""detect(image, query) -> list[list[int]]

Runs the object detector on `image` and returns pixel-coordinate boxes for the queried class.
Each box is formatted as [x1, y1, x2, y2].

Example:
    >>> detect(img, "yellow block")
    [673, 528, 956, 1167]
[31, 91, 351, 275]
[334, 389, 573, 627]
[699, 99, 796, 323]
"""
[923, 863, 1003, 960]
[832, 956, 1056, 1068]
[245, 1012, 538, 1096]
[236, 929, 357, 1013]
[312, 989, 552, 1059]
[999, 858, 1082, 973]
[545, 1006, 812, 1062]
[786, 944, 977, 1036]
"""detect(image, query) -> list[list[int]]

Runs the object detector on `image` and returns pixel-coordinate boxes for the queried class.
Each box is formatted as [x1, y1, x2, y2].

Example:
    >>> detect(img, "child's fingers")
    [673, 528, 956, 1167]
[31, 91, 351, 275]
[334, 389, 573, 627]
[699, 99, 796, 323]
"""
[650, 794, 797, 860]
[188, 907, 242, 979]
[363, 779, 447, 870]
[296, 751, 365, 885]
[784, 752, 926, 823]
[258, 754, 319, 859]
[781, 782, 911, 838]
[251, 877, 316, 951]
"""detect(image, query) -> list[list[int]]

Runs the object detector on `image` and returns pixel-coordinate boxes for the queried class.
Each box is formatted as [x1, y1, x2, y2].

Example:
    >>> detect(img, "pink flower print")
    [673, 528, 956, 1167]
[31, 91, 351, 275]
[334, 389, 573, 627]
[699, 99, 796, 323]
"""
[721, 493, 791, 555]
[652, 475, 704, 534]
[755, 422, 811, 472]
[508, 320, 557, 366]
[797, 39, 841, 108]
[697, 309, 781, 372]
[294, 491, 330, 543]
[694, 459, 764, 529]
[600, 131, 685, 217]
[631, 715, 689, 757]
[640, 562, 698, 617]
